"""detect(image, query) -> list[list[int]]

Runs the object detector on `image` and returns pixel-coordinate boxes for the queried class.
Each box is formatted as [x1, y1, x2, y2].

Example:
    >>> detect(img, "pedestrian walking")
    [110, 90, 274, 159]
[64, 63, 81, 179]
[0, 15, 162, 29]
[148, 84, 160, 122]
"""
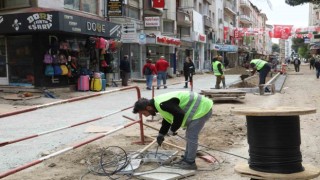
[132, 91, 213, 170]
[310, 56, 315, 70]
[293, 57, 301, 72]
[212, 56, 226, 89]
[142, 59, 157, 90]
[183, 56, 195, 88]
[250, 58, 271, 92]
[119, 55, 130, 86]
[155, 56, 169, 89]
[315, 59, 320, 79]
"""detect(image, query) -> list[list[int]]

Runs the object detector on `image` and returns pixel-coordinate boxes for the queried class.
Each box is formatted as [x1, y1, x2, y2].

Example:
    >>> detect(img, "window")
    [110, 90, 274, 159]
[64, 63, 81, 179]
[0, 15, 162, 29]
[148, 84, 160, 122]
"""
[0, 0, 30, 9]
[64, 0, 98, 14]
[123, 5, 140, 20]
[163, 21, 174, 33]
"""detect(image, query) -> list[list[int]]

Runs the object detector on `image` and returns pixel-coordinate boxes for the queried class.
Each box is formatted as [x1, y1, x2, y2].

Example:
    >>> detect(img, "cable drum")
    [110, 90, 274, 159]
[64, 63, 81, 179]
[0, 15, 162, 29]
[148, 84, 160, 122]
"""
[246, 116, 304, 174]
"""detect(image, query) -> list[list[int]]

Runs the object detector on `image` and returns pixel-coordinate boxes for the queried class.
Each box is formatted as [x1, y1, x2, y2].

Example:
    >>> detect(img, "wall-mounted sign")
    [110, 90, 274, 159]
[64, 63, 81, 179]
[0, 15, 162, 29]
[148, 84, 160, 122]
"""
[107, 0, 123, 17]
[144, 17, 160, 27]
[192, 32, 206, 43]
[156, 36, 181, 47]
[212, 44, 238, 52]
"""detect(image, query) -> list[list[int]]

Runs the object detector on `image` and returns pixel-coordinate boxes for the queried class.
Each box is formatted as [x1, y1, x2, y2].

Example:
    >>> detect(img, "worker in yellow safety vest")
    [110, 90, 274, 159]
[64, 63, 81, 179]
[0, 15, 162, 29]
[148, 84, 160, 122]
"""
[133, 91, 213, 170]
[212, 55, 226, 89]
[250, 58, 271, 91]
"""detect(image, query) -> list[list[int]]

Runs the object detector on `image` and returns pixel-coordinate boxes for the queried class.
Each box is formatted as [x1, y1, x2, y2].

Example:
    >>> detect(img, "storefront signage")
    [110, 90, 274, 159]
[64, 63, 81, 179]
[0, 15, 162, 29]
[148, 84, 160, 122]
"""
[86, 21, 106, 33]
[63, 14, 82, 33]
[60, 12, 120, 37]
[144, 17, 160, 27]
[107, 0, 123, 17]
[27, 13, 53, 30]
[0, 11, 120, 38]
[156, 36, 181, 47]
[192, 32, 206, 43]
[212, 44, 238, 52]
[0, 12, 59, 33]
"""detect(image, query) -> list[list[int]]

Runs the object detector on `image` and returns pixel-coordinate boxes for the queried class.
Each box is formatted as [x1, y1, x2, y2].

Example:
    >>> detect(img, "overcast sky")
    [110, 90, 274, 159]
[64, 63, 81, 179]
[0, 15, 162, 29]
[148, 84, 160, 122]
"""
[250, 0, 309, 27]
[249, 0, 309, 43]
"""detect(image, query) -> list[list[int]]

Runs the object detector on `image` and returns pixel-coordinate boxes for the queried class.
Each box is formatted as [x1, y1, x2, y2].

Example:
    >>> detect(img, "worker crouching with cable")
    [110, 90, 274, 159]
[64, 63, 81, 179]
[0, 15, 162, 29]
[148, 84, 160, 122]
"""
[132, 91, 213, 170]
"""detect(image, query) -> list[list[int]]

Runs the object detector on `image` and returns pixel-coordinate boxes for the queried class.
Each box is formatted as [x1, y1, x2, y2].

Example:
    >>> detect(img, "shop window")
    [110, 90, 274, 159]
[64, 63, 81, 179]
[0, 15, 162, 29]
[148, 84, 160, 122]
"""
[0, 37, 6, 77]
[123, 5, 140, 20]
[7, 36, 34, 86]
[163, 21, 174, 33]
[0, 0, 30, 9]
[64, 0, 98, 14]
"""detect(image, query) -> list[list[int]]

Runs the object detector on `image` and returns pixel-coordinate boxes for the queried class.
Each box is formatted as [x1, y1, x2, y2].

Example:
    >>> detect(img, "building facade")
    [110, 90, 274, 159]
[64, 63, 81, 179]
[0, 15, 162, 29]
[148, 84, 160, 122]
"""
[0, 0, 272, 87]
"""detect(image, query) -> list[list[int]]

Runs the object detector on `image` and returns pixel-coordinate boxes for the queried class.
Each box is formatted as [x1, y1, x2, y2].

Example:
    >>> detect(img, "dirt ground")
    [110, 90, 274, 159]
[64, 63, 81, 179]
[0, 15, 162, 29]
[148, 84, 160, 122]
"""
[3, 64, 320, 180]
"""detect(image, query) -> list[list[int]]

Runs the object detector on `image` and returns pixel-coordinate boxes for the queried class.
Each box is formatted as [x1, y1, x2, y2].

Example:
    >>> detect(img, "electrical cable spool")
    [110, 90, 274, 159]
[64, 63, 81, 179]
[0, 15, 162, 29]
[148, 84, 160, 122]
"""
[231, 107, 320, 179]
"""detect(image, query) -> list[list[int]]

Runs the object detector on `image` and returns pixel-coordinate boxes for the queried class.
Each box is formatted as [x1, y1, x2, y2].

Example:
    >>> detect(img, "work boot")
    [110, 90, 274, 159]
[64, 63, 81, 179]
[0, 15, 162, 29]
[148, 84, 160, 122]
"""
[171, 159, 197, 170]
[164, 86, 167, 89]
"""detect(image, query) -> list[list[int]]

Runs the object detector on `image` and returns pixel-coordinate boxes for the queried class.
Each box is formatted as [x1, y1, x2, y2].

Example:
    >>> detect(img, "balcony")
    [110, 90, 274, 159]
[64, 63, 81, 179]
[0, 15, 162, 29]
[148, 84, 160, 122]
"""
[224, 1, 237, 15]
[176, 10, 192, 27]
[143, 0, 163, 16]
[240, 0, 251, 10]
[240, 14, 252, 24]
[203, 15, 212, 28]
[204, 0, 213, 5]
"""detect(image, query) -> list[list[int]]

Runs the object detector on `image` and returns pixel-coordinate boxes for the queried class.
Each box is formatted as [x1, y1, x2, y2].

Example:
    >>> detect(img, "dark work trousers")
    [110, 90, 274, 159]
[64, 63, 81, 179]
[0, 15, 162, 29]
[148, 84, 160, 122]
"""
[316, 69, 320, 79]
[120, 71, 130, 86]
[259, 64, 271, 85]
[294, 64, 300, 72]
[184, 73, 193, 87]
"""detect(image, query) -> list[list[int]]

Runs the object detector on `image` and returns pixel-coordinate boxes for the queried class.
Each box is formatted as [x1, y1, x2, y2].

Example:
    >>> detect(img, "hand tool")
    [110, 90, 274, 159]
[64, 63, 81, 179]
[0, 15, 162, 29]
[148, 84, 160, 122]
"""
[155, 145, 159, 158]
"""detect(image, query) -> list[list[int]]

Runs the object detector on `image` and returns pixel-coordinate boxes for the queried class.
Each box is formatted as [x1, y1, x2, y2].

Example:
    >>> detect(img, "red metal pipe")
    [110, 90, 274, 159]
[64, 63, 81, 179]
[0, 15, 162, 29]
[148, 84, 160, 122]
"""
[0, 106, 133, 147]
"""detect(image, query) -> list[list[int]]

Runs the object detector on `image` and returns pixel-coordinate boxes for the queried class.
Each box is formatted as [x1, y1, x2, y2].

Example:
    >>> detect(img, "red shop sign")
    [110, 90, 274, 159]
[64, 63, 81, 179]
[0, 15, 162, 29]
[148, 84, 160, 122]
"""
[157, 36, 181, 46]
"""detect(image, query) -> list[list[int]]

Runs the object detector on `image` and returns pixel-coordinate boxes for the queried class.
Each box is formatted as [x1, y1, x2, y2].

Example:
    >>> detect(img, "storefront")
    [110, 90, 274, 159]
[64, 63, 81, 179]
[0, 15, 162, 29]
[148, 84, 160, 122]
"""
[212, 44, 238, 68]
[146, 35, 180, 76]
[192, 32, 206, 70]
[176, 40, 193, 74]
[0, 10, 121, 87]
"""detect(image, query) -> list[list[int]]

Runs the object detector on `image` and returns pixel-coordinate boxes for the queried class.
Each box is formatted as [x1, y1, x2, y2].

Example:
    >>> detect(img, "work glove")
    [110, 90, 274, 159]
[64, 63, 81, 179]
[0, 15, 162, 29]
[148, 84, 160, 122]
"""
[221, 75, 225, 79]
[157, 134, 165, 146]
[167, 130, 177, 136]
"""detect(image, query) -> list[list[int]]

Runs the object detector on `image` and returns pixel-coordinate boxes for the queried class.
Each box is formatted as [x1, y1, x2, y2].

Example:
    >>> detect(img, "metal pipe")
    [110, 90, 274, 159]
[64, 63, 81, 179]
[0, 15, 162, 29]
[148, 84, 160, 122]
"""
[0, 120, 139, 179]
[0, 106, 133, 147]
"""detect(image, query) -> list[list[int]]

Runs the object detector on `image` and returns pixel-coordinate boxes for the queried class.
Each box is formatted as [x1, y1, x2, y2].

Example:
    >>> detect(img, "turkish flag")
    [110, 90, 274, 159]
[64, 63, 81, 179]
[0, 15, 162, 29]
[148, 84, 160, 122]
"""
[273, 25, 293, 39]
[152, 0, 165, 9]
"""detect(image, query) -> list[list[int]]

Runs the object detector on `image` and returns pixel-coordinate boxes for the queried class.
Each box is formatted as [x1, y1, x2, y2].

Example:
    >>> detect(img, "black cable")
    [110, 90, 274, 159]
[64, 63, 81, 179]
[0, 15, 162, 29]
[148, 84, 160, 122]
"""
[246, 116, 304, 174]
[175, 134, 248, 160]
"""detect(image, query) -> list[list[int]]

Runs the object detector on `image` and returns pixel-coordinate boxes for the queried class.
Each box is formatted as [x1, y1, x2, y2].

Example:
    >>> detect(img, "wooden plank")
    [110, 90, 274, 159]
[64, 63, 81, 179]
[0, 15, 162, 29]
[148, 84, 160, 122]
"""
[201, 89, 246, 94]
[2, 94, 41, 100]
[235, 163, 320, 179]
[203, 94, 246, 97]
[231, 106, 316, 116]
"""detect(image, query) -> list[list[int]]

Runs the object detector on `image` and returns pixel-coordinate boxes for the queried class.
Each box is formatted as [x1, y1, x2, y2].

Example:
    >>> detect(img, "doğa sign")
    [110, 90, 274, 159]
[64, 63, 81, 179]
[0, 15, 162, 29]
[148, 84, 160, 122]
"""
[156, 36, 181, 46]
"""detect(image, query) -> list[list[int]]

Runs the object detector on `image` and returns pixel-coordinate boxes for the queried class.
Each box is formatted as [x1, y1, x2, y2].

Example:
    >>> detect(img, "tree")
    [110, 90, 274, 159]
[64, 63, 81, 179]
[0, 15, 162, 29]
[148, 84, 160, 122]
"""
[286, 0, 320, 6]
[292, 38, 310, 58]
[272, 43, 280, 53]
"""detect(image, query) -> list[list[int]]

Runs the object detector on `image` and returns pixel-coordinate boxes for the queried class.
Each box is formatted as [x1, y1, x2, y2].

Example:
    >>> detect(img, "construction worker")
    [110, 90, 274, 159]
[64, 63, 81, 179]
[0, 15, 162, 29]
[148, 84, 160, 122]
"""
[250, 58, 271, 91]
[212, 55, 226, 89]
[132, 91, 213, 170]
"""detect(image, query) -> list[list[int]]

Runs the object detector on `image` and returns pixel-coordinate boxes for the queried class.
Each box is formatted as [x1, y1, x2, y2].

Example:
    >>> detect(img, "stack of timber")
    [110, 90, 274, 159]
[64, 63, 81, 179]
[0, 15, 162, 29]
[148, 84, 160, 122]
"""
[200, 89, 246, 101]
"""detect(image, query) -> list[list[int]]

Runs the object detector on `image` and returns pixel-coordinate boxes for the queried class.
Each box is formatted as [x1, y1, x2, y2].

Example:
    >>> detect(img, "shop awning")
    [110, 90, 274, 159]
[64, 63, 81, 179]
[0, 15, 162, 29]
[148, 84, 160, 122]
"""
[0, 8, 121, 38]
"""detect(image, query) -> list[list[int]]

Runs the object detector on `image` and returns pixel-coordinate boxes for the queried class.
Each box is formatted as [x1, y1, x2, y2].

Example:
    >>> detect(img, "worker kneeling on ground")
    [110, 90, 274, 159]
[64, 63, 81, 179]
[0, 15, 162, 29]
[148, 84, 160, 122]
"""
[133, 91, 213, 170]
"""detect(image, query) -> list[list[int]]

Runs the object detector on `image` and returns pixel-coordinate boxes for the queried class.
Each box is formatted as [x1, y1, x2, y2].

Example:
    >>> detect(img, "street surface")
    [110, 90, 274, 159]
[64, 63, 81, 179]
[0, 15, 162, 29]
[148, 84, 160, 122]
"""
[0, 74, 242, 173]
